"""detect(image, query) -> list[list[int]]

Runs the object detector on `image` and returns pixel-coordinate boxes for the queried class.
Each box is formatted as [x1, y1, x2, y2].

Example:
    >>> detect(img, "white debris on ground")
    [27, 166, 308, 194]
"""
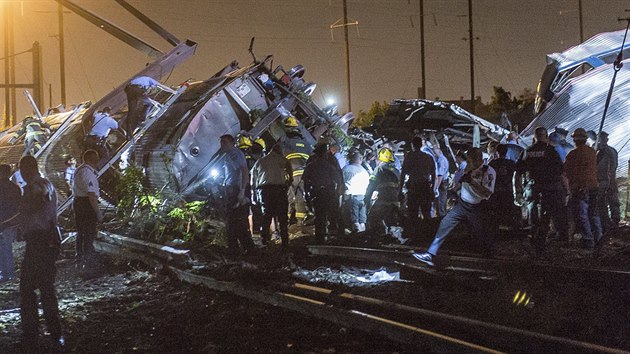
[293, 266, 400, 286]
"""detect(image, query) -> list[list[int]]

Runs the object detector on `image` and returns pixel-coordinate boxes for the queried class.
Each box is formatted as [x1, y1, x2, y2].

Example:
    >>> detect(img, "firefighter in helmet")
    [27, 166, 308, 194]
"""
[364, 147, 402, 239]
[237, 133, 266, 235]
[10, 116, 51, 155]
[280, 116, 312, 224]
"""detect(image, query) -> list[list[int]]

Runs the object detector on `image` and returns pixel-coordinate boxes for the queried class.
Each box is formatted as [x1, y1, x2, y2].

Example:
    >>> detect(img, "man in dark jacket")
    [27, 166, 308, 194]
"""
[596, 131, 620, 230]
[365, 147, 401, 238]
[516, 127, 568, 252]
[0, 164, 21, 283]
[488, 144, 518, 233]
[399, 136, 436, 236]
[0, 156, 63, 349]
[302, 141, 343, 242]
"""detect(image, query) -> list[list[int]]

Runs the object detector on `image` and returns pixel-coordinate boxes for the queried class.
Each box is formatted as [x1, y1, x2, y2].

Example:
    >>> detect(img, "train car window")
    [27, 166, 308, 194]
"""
[550, 63, 594, 93]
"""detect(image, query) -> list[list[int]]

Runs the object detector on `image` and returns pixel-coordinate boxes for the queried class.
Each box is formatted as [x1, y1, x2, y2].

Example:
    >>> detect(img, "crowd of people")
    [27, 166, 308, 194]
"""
[216, 121, 622, 265]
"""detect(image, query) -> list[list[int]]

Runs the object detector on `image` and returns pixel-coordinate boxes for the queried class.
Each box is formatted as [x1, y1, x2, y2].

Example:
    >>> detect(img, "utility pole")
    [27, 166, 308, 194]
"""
[4, 1, 11, 126]
[419, 0, 426, 99]
[578, 0, 584, 43]
[342, 0, 351, 112]
[59, 1, 66, 106]
[330, 1, 358, 113]
[468, 0, 475, 114]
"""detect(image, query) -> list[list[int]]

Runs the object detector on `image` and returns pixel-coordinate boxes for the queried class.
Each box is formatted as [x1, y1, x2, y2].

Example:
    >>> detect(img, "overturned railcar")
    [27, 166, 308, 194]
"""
[525, 29, 630, 177]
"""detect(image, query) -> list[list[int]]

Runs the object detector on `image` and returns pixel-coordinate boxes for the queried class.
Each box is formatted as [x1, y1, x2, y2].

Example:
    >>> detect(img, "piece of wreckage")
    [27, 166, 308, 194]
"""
[525, 28, 630, 177]
[366, 98, 511, 162]
[0, 0, 353, 216]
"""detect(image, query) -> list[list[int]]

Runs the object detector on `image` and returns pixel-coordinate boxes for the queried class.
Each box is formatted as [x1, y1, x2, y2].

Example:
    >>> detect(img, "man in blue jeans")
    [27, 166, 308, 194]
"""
[413, 148, 495, 266]
[0, 164, 21, 282]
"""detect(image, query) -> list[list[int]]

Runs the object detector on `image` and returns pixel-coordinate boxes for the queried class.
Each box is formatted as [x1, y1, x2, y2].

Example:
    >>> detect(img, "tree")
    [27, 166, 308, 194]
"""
[352, 101, 389, 128]
[487, 86, 521, 114]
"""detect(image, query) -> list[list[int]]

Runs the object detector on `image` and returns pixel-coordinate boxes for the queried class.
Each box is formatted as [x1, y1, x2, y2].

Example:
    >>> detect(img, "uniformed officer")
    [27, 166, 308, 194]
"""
[302, 141, 343, 242]
[0, 155, 63, 349]
[281, 116, 312, 224]
[413, 148, 496, 266]
[85, 107, 119, 168]
[73, 150, 103, 268]
[365, 147, 401, 237]
[516, 127, 568, 252]
[10, 115, 51, 155]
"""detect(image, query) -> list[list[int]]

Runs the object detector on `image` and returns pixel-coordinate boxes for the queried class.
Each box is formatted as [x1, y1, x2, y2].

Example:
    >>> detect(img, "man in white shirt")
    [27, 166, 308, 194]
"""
[85, 107, 118, 168]
[413, 148, 495, 266]
[72, 150, 102, 268]
[342, 151, 370, 232]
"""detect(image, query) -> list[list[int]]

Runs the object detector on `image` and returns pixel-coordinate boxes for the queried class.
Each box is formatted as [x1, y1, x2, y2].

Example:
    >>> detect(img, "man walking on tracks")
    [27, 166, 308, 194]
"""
[73, 150, 103, 268]
[413, 148, 495, 266]
[0, 155, 64, 350]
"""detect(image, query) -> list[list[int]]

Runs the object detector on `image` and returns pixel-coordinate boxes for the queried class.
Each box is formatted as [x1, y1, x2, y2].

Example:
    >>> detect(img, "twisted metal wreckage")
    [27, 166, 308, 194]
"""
[0, 0, 627, 215]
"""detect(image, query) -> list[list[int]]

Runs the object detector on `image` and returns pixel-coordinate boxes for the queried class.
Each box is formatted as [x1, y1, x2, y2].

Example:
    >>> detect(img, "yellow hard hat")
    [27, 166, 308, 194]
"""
[378, 148, 394, 163]
[285, 116, 299, 127]
[238, 135, 253, 149]
[254, 137, 266, 150]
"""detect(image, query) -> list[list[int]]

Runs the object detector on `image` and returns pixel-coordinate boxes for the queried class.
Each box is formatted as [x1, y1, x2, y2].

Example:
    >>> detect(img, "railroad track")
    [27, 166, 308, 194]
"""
[89, 232, 629, 353]
[306, 245, 630, 288]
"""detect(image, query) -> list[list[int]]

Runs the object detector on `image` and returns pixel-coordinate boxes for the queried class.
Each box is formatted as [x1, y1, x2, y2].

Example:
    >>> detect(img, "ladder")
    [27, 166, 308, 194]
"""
[57, 83, 188, 215]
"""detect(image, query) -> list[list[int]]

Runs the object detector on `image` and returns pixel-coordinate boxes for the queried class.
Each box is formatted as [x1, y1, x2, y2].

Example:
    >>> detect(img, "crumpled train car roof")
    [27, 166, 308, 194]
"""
[370, 99, 510, 146]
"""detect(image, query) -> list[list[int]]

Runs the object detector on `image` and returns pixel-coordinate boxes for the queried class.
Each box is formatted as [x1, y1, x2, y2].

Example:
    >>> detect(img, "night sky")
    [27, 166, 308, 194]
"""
[2, 0, 629, 118]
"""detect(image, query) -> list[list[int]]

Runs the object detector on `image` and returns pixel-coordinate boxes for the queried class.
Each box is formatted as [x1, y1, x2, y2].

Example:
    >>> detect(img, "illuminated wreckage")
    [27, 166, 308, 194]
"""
[525, 28, 630, 177]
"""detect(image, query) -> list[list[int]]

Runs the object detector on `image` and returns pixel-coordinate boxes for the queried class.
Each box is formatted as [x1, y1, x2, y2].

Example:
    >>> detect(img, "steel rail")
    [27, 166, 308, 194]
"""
[307, 245, 630, 286]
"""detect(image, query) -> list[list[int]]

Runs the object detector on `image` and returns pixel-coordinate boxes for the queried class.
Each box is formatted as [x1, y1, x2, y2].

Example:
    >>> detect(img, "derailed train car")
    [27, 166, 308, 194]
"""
[525, 29, 630, 177]
[133, 56, 350, 203]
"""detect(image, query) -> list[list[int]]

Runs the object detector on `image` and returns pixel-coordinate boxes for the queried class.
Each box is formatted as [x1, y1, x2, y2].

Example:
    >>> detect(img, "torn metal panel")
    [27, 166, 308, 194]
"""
[525, 29, 630, 178]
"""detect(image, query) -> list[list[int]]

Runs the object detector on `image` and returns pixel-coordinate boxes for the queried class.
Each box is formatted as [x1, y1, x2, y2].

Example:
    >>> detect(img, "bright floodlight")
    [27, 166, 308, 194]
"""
[210, 169, 219, 178]
[326, 98, 336, 106]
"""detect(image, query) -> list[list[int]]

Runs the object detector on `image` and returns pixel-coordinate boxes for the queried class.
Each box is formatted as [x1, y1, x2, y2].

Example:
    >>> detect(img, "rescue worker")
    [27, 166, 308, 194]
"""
[0, 155, 63, 350]
[488, 144, 518, 233]
[598, 132, 621, 227]
[251, 143, 293, 248]
[238, 134, 264, 235]
[302, 141, 343, 242]
[10, 115, 51, 155]
[565, 128, 602, 249]
[281, 116, 312, 224]
[73, 150, 103, 269]
[365, 147, 401, 239]
[124, 76, 171, 140]
[516, 127, 568, 252]
[85, 107, 119, 168]
[0, 164, 21, 283]
[399, 136, 436, 236]
[412, 148, 496, 266]
[219, 134, 256, 254]
[342, 151, 370, 233]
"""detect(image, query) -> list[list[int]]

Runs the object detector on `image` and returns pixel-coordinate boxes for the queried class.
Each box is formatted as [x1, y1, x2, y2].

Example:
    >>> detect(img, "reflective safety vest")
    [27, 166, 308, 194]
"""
[14, 118, 50, 140]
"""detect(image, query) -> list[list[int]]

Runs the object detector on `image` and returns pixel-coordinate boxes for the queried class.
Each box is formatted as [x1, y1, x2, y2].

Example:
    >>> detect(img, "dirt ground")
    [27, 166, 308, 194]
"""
[0, 244, 407, 353]
[2, 216, 630, 353]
